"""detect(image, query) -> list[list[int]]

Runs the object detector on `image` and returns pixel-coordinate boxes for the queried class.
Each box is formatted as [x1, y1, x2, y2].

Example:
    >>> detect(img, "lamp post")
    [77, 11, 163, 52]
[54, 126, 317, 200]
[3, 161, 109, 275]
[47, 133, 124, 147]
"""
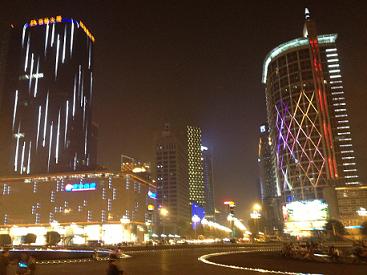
[159, 207, 169, 236]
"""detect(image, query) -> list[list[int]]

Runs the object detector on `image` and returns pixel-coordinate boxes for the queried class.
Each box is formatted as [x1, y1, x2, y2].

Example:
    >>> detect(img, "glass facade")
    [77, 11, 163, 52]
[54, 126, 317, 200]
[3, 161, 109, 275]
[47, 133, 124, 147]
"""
[201, 146, 215, 218]
[0, 16, 96, 175]
[263, 14, 359, 202]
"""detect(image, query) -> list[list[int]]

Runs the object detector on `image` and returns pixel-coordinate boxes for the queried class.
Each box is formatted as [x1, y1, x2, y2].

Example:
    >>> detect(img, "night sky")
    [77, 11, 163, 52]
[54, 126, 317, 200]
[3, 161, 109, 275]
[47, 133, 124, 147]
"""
[1, 0, 367, 219]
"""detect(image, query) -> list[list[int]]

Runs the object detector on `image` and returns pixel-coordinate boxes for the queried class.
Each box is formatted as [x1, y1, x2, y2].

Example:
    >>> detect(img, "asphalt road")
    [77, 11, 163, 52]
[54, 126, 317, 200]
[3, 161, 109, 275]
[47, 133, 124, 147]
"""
[6, 245, 367, 275]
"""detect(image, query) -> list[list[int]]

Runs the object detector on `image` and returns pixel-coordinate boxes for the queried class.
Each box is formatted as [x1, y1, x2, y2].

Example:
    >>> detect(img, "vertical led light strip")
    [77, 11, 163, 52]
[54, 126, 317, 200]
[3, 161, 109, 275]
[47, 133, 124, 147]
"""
[36, 106, 41, 150]
[51, 23, 55, 47]
[73, 76, 76, 118]
[33, 58, 39, 97]
[55, 34, 60, 79]
[27, 141, 32, 174]
[65, 100, 69, 146]
[12, 90, 19, 130]
[44, 24, 49, 56]
[29, 53, 34, 92]
[43, 92, 49, 147]
[14, 126, 21, 172]
[56, 111, 61, 164]
[20, 141, 26, 175]
[70, 22, 74, 57]
[22, 24, 27, 47]
[48, 122, 53, 171]
[24, 36, 30, 72]
[62, 25, 67, 63]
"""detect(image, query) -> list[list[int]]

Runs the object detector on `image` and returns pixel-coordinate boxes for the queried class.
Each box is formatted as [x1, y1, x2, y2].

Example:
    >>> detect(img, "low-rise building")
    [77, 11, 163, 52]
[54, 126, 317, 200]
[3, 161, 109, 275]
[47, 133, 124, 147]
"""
[0, 170, 157, 245]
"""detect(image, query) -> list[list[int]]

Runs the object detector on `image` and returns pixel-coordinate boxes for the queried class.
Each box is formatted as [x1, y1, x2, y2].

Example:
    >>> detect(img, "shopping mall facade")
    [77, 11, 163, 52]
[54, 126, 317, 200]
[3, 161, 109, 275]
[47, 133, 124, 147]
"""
[0, 170, 157, 245]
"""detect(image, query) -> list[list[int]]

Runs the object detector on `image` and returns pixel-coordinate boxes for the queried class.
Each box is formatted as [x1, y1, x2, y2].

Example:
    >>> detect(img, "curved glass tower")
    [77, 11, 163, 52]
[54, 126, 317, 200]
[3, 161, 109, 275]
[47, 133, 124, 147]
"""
[0, 16, 95, 175]
[262, 10, 359, 202]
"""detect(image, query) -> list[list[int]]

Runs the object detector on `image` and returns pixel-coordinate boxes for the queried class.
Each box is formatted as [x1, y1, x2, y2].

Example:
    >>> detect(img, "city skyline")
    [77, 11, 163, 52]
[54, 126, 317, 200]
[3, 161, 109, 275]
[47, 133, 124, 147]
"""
[0, 1, 367, 218]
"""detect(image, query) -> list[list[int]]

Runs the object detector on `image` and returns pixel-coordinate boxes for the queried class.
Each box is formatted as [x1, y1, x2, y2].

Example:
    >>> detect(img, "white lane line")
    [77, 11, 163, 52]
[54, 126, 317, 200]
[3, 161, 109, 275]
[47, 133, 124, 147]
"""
[198, 250, 323, 275]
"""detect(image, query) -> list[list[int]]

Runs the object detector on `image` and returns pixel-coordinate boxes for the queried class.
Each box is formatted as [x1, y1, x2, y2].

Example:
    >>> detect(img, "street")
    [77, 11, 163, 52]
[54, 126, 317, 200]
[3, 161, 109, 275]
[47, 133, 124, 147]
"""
[6, 245, 367, 274]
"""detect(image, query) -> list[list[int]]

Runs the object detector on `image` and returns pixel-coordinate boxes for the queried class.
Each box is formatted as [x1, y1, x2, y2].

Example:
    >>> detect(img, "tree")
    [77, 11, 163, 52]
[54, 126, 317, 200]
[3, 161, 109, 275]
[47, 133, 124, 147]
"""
[324, 219, 346, 235]
[23, 233, 37, 244]
[360, 221, 367, 236]
[46, 231, 61, 246]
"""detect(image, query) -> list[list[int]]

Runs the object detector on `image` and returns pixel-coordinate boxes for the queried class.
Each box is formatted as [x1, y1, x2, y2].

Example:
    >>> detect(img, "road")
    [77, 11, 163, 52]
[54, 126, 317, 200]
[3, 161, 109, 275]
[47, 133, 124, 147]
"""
[6, 245, 367, 275]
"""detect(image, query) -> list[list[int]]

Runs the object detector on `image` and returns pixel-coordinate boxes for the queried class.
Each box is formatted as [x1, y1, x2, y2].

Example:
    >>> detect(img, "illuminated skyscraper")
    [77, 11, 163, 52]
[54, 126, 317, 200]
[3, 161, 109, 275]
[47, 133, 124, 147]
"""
[155, 124, 190, 229]
[258, 123, 282, 232]
[187, 126, 205, 207]
[262, 9, 359, 202]
[201, 145, 215, 218]
[0, 16, 96, 175]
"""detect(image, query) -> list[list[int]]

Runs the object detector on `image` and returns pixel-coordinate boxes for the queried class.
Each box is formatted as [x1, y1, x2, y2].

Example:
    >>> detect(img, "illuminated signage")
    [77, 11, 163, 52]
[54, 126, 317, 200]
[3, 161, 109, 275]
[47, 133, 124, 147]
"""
[148, 191, 157, 199]
[357, 207, 367, 217]
[29, 16, 62, 27]
[260, 125, 266, 133]
[27, 16, 95, 43]
[147, 204, 155, 211]
[79, 21, 95, 42]
[65, 182, 96, 192]
[224, 201, 235, 207]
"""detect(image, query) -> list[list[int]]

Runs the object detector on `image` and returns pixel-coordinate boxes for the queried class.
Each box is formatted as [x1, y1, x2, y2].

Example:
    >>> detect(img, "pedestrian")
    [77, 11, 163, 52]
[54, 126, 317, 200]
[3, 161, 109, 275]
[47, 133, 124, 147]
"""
[106, 254, 123, 275]
[0, 249, 10, 275]
[28, 255, 36, 275]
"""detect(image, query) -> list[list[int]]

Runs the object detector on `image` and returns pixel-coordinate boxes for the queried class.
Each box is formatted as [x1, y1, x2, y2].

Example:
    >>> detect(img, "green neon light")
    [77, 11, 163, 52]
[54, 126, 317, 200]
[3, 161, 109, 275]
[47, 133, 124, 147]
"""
[262, 34, 337, 83]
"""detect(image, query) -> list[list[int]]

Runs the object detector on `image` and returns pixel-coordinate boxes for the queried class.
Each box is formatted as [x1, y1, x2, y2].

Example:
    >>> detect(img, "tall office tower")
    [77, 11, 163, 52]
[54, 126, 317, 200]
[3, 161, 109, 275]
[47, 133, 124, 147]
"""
[201, 145, 215, 219]
[155, 124, 190, 229]
[187, 126, 205, 207]
[0, 16, 96, 175]
[262, 9, 359, 202]
[258, 123, 282, 232]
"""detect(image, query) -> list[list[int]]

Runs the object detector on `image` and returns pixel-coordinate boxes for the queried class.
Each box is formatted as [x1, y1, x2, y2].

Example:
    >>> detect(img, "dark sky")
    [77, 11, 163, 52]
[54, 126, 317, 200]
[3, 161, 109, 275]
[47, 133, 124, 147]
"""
[1, 0, 367, 219]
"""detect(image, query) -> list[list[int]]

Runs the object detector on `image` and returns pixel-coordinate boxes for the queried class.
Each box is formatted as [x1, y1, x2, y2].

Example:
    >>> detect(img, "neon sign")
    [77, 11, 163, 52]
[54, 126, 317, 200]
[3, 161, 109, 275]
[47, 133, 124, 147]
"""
[29, 16, 62, 27]
[65, 182, 96, 192]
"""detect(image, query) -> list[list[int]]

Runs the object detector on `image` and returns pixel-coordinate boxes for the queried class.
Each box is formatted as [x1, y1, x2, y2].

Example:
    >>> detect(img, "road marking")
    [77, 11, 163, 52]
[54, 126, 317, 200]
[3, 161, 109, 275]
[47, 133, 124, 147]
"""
[198, 249, 323, 275]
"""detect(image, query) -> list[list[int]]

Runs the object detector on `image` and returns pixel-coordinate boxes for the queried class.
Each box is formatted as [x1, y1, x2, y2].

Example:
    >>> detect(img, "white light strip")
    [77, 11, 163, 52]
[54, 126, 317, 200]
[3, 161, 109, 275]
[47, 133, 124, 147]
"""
[44, 24, 49, 56]
[327, 58, 339, 63]
[29, 53, 34, 92]
[329, 69, 340, 73]
[327, 53, 338, 57]
[65, 100, 69, 146]
[341, 150, 354, 153]
[84, 124, 88, 156]
[342, 157, 355, 160]
[326, 48, 337, 52]
[48, 122, 53, 171]
[73, 76, 76, 118]
[14, 126, 20, 172]
[70, 22, 74, 57]
[88, 44, 91, 69]
[330, 80, 342, 84]
[12, 90, 18, 130]
[198, 250, 320, 275]
[20, 141, 26, 175]
[22, 24, 27, 47]
[83, 96, 86, 128]
[27, 141, 32, 174]
[343, 169, 357, 172]
[43, 92, 49, 147]
[24, 36, 30, 72]
[62, 26, 67, 63]
[330, 74, 341, 79]
[328, 64, 339, 68]
[36, 106, 41, 150]
[51, 24, 55, 47]
[56, 111, 61, 164]
[33, 58, 39, 97]
[331, 86, 343, 89]
[55, 35, 60, 79]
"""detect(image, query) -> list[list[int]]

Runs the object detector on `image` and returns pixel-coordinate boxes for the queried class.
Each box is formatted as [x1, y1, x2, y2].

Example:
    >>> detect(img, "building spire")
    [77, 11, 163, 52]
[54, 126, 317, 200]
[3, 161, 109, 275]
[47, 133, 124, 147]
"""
[305, 8, 311, 20]
[303, 7, 317, 38]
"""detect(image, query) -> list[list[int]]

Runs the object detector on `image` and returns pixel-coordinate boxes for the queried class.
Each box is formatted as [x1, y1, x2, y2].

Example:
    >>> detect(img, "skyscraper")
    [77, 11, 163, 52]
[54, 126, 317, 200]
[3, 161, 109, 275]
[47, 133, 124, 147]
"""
[155, 124, 190, 230]
[258, 123, 282, 232]
[187, 126, 205, 207]
[262, 9, 359, 202]
[0, 16, 96, 175]
[201, 145, 215, 219]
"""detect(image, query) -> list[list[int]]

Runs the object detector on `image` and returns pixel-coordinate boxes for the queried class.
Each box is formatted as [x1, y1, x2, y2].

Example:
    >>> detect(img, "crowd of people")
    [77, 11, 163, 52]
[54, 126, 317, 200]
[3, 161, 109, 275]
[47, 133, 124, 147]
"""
[281, 240, 367, 263]
[0, 250, 36, 275]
